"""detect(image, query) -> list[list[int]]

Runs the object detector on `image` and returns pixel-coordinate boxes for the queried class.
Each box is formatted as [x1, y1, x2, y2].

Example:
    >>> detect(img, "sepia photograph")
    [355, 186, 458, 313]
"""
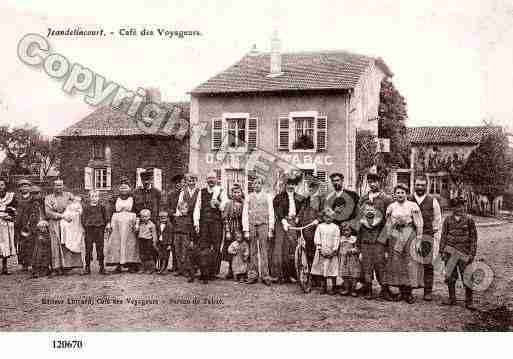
[0, 0, 512, 351]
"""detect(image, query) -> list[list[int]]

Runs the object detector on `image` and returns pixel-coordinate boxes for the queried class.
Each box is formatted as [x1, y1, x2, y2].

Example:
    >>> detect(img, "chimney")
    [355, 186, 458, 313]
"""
[269, 30, 282, 77]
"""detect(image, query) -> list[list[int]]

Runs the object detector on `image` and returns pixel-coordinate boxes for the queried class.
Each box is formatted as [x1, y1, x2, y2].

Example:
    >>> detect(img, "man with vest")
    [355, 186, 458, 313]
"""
[409, 175, 442, 301]
[193, 171, 228, 284]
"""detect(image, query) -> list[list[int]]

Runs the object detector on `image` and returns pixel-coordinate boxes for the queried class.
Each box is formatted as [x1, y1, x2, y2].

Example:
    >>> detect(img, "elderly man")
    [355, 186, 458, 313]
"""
[15, 178, 34, 271]
[193, 171, 228, 284]
[408, 175, 442, 301]
[272, 173, 305, 284]
[134, 169, 162, 224]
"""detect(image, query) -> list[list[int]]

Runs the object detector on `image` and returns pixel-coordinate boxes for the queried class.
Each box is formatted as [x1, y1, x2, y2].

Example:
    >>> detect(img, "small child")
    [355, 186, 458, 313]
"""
[227, 231, 250, 283]
[156, 211, 173, 274]
[310, 208, 340, 295]
[339, 223, 362, 297]
[31, 220, 51, 278]
[81, 190, 109, 275]
[439, 197, 478, 311]
[136, 209, 157, 274]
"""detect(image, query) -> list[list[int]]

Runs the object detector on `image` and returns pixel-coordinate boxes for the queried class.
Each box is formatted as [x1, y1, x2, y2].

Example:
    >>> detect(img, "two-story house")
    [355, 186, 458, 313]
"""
[189, 39, 392, 194]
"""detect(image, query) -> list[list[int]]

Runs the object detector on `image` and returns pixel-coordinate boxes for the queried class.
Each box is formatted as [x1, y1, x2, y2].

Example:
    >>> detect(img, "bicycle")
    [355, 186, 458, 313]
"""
[289, 221, 317, 293]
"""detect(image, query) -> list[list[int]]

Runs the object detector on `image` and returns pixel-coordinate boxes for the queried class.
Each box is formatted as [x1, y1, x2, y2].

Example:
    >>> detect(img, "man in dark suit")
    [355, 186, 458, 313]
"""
[167, 174, 185, 272]
[272, 173, 305, 284]
[133, 169, 162, 223]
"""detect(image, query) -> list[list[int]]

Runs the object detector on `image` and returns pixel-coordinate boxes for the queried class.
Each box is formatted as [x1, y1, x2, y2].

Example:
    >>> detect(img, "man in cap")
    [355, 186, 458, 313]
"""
[193, 171, 228, 284]
[134, 169, 162, 225]
[272, 172, 305, 284]
[15, 178, 33, 271]
[356, 173, 394, 300]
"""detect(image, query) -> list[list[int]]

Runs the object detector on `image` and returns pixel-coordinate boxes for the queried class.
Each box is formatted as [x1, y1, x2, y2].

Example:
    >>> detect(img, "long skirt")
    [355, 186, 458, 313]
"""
[18, 233, 34, 266]
[105, 212, 140, 266]
[0, 219, 15, 258]
[32, 234, 51, 270]
[271, 224, 297, 280]
[48, 219, 83, 269]
[383, 226, 424, 288]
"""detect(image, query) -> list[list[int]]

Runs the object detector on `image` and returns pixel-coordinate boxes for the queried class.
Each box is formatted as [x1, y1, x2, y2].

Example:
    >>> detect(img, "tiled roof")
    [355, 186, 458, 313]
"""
[408, 126, 502, 145]
[58, 102, 190, 137]
[190, 50, 392, 94]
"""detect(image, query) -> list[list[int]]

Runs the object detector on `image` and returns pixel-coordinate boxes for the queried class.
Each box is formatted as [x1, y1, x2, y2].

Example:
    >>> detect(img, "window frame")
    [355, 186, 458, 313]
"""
[91, 141, 106, 160]
[94, 168, 109, 190]
[288, 111, 327, 153]
[222, 113, 250, 153]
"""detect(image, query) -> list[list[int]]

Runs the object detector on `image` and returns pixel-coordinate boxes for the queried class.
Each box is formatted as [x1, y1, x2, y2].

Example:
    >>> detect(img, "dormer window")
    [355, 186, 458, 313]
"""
[92, 141, 105, 160]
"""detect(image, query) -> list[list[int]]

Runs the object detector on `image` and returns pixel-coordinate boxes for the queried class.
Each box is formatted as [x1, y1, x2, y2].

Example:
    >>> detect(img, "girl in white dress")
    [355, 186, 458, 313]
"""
[310, 208, 340, 295]
[60, 196, 84, 254]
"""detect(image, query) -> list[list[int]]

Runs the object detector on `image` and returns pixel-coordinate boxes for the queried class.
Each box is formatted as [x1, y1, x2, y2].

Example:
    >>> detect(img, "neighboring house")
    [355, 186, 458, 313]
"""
[57, 101, 190, 199]
[395, 126, 502, 207]
[189, 38, 392, 194]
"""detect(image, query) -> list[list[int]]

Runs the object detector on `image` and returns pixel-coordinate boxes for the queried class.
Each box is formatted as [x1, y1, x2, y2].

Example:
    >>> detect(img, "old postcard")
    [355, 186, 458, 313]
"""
[0, 0, 512, 354]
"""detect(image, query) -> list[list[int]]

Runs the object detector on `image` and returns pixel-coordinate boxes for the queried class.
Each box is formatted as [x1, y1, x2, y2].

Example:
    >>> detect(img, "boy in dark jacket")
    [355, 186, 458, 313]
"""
[156, 211, 173, 274]
[439, 198, 478, 310]
[81, 190, 110, 275]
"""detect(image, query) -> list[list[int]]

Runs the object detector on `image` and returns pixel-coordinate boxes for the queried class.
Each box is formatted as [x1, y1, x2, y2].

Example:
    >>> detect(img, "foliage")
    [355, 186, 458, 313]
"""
[0, 124, 60, 179]
[461, 131, 513, 198]
[355, 130, 378, 191]
[378, 78, 410, 168]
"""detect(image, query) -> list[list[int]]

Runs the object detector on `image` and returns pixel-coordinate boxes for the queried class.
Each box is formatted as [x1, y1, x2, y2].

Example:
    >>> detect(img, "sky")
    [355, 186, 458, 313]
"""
[1, 0, 512, 136]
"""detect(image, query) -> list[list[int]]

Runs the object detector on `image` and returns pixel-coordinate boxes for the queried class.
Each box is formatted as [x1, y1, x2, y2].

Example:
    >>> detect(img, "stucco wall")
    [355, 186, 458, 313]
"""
[190, 92, 351, 191]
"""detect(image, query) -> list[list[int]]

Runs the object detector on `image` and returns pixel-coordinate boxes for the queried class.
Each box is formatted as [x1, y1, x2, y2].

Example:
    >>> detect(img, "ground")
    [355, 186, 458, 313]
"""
[1, 221, 512, 331]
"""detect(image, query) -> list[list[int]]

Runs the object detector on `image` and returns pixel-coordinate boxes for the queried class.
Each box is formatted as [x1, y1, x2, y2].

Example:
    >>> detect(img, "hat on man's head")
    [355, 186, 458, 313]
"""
[17, 179, 32, 187]
[329, 172, 344, 181]
[140, 170, 153, 180]
[285, 171, 302, 185]
[30, 185, 42, 193]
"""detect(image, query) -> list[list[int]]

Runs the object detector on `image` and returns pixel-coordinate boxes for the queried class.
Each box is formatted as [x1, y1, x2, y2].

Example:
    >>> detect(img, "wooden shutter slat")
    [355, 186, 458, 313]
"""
[84, 167, 93, 190]
[317, 115, 328, 152]
[278, 116, 289, 151]
[211, 118, 223, 151]
[247, 117, 258, 150]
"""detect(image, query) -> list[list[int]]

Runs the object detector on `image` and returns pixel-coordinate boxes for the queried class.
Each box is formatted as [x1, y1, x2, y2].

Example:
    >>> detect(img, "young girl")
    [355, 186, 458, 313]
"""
[60, 195, 84, 255]
[227, 231, 250, 283]
[339, 223, 362, 296]
[310, 208, 340, 295]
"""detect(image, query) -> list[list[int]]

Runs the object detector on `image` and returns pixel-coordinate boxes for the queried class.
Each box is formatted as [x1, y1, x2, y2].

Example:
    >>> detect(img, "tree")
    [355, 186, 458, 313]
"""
[461, 130, 513, 207]
[355, 130, 377, 194]
[378, 78, 410, 169]
[0, 124, 60, 179]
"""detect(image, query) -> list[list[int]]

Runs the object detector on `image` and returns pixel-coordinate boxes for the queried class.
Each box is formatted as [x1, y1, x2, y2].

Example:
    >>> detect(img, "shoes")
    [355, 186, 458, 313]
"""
[187, 277, 194, 283]
[350, 291, 358, 297]
[465, 302, 477, 311]
[246, 278, 258, 284]
[262, 279, 272, 286]
[442, 298, 457, 306]
[113, 266, 123, 274]
[423, 293, 433, 302]
[81, 267, 91, 275]
[201, 279, 208, 285]
[99, 267, 106, 275]
[174, 272, 182, 277]
[339, 289, 350, 296]
[403, 295, 416, 304]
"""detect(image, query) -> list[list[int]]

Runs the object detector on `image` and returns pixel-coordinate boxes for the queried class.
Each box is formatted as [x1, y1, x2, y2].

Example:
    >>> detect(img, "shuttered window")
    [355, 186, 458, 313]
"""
[211, 118, 223, 150]
[247, 118, 258, 150]
[317, 114, 328, 152]
[278, 116, 290, 151]
[211, 114, 258, 152]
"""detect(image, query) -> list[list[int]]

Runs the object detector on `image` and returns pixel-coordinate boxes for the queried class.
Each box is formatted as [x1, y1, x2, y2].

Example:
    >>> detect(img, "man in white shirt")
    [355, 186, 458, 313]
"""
[409, 175, 442, 301]
[194, 171, 229, 284]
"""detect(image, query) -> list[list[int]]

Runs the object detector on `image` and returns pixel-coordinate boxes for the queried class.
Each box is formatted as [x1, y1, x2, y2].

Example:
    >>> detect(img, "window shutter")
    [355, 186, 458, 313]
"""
[278, 116, 290, 151]
[317, 115, 328, 152]
[106, 167, 112, 190]
[84, 167, 93, 190]
[136, 168, 145, 188]
[317, 170, 328, 194]
[246, 169, 257, 194]
[211, 118, 223, 151]
[153, 168, 162, 191]
[247, 117, 258, 150]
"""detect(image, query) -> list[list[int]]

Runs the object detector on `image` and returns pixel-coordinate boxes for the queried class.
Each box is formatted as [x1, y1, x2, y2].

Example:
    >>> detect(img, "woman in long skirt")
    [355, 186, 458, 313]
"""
[44, 179, 83, 275]
[0, 179, 17, 275]
[105, 184, 140, 273]
[383, 183, 424, 303]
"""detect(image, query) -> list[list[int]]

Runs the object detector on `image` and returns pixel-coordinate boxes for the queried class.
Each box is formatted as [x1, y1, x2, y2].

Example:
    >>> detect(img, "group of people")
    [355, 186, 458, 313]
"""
[0, 169, 478, 310]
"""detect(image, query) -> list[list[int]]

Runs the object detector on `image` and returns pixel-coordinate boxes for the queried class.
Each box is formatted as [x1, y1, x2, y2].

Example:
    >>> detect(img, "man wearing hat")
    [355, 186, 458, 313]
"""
[193, 171, 228, 283]
[15, 178, 34, 271]
[134, 169, 162, 225]
[356, 173, 393, 300]
[272, 172, 305, 284]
